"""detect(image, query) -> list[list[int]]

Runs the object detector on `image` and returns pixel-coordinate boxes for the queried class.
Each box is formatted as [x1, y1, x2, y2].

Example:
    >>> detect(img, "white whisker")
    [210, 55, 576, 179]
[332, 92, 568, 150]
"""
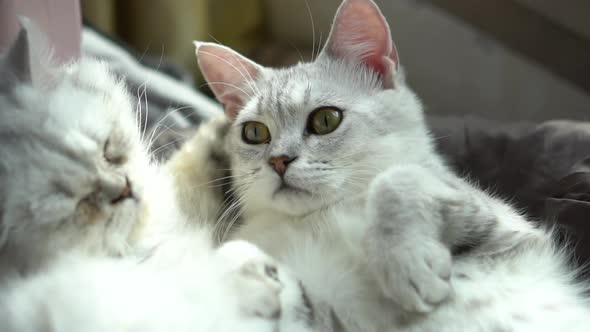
[304, 0, 316, 61]
[198, 50, 259, 98]
[208, 35, 261, 96]
[200, 81, 253, 100]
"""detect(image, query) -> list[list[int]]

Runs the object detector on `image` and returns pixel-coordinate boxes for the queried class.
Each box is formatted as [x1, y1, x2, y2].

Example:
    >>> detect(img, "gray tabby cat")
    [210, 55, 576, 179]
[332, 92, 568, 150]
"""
[0, 20, 313, 332]
[173, 0, 590, 330]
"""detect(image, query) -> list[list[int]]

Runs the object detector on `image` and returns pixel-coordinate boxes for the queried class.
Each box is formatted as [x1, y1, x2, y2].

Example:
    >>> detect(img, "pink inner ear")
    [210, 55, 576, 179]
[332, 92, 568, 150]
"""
[325, 0, 398, 86]
[195, 42, 261, 119]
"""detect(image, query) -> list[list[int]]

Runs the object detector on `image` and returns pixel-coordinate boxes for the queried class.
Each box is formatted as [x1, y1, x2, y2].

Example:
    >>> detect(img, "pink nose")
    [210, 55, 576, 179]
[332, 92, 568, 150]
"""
[269, 155, 296, 176]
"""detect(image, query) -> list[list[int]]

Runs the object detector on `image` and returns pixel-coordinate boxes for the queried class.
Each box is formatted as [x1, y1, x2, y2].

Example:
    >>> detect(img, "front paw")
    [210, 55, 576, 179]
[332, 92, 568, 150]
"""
[216, 240, 316, 331]
[167, 115, 232, 229]
[365, 165, 454, 313]
[367, 237, 452, 313]
[216, 240, 283, 319]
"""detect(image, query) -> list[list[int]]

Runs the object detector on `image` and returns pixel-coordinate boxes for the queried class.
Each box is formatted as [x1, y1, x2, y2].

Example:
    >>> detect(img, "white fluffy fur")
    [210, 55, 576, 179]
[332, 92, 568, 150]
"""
[0, 22, 311, 332]
[183, 0, 590, 330]
[0, 242, 271, 332]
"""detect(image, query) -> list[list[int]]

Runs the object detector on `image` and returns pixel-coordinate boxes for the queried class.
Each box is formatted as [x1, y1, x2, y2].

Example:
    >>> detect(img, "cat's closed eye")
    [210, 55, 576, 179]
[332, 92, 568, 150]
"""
[103, 138, 127, 165]
[307, 107, 343, 135]
[242, 121, 271, 145]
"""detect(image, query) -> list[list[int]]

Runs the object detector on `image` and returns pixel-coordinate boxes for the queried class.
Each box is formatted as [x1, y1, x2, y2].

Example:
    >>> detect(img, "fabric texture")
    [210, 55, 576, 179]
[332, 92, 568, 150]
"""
[430, 116, 590, 276]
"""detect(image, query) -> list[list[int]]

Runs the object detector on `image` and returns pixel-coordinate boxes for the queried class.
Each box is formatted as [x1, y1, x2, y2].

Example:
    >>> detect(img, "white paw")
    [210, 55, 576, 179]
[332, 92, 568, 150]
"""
[366, 165, 454, 313]
[369, 238, 452, 313]
[216, 240, 282, 319]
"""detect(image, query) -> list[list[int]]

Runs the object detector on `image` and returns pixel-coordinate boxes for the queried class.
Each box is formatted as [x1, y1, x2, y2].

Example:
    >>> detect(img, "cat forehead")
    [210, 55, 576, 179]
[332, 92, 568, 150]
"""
[69, 59, 117, 92]
[0, 58, 134, 150]
[66, 59, 131, 106]
[260, 60, 369, 91]
[243, 59, 381, 121]
[59, 60, 132, 121]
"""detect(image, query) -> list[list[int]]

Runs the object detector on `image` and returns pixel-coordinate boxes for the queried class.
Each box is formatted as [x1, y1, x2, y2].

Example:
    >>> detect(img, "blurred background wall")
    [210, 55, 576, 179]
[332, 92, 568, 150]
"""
[82, 0, 590, 122]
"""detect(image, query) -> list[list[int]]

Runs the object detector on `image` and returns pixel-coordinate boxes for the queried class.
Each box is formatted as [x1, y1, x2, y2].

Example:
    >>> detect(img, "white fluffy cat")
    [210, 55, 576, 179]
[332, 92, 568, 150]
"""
[175, 0, 590, 330]
[0, 21, 313, 332]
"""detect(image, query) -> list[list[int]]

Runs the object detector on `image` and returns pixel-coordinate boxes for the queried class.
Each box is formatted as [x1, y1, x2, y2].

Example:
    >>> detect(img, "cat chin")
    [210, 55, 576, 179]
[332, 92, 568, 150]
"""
[264, 183, 354, 217]
[272, 181, 311, 198]
[263, 191, 323, 217]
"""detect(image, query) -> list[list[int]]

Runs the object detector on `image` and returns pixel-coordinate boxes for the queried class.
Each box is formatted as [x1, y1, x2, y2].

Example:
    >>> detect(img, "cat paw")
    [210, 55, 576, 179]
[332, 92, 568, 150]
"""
[365, 165, 454, 313]
[216, 240, 283, 319]
[216, 240, 316, 331]
[368, 237, 452, 313]
[196, 115, 232, 164]
[167, 115, 232, 226]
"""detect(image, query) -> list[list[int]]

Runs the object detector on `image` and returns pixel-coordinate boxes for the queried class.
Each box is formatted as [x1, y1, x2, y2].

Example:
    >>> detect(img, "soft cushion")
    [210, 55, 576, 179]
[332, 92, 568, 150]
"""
[430, 116, 590, 275]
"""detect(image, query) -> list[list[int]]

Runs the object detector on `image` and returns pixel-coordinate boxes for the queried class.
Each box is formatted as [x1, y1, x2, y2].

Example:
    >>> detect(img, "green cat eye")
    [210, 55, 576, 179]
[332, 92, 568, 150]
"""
[242, 121, 271, 144]
[307, 107, 343, 135]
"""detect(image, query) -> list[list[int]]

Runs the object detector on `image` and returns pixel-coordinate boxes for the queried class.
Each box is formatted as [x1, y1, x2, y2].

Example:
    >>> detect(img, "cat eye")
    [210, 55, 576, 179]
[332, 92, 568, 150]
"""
[307, 107, 343, 135]
[105, 154, 126, 165]
[242, 121, 271, 144]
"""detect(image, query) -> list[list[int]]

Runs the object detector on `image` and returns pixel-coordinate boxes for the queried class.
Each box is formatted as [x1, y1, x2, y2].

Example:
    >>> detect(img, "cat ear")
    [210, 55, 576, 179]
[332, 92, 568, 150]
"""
[0, 25, 32, 85]
[1, 16, 53, 90]
[195, 42, 263, 120]
[321, 0, 399, 88]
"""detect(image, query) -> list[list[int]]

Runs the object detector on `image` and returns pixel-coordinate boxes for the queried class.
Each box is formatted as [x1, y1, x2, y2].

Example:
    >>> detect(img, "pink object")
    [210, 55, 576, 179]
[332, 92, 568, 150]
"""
[0, 0, 20, 51]
[0, 0, 81, 63]
[324, 0, 398, 89]
[195, 41, 262, 120]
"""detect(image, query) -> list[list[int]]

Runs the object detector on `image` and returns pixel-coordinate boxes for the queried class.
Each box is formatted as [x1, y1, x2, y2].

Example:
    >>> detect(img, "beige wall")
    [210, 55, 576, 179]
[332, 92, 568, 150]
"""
[82, 0, 264, 78]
